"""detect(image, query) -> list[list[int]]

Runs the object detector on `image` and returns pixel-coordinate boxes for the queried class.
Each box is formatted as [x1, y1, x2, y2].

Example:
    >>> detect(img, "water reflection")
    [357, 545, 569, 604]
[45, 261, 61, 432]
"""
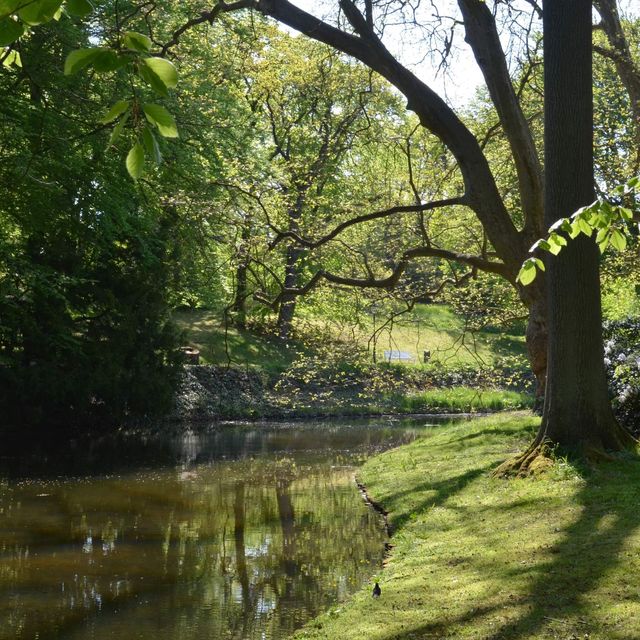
[0, 416, 457, 639]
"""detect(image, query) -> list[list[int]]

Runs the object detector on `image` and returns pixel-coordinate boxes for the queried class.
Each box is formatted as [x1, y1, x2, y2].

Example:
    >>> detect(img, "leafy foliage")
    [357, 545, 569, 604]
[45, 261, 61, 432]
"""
[603, 319, 640, 436]
[0, 16, 183, 432]
[517, 176, 640, 285]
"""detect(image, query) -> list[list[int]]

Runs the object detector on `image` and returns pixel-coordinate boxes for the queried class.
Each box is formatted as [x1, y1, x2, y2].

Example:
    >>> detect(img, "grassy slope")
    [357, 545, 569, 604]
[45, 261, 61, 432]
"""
[173, 309, 296, 373]
[345, 304, 527, 368]
[174, 304, 526, 371]
[295, 413, 640, 640]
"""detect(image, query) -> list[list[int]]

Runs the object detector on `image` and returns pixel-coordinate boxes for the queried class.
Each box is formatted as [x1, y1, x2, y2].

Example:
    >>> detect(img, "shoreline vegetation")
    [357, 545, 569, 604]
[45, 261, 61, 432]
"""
[294, 412, 640, 640]
[167, 364, 533, 424]
[168, 306, 534, 423]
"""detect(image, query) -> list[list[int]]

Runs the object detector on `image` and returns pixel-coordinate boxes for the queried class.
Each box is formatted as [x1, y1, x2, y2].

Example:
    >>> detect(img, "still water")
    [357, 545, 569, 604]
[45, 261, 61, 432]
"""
[0, 416, 457, 640]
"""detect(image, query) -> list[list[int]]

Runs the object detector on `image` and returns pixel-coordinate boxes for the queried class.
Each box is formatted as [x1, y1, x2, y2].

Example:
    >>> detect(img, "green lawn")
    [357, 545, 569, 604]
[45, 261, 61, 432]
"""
[173, 309, 298, 373]
[174, 304, 527, 372]
[349, 303, 527, 368]
[294, 413, 640, 640]
[396, 387, 533, 413]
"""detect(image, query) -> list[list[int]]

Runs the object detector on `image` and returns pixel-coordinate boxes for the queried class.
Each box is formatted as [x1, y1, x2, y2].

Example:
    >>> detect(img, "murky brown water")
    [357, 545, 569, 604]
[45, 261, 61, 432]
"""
[0, 416, 456, 639]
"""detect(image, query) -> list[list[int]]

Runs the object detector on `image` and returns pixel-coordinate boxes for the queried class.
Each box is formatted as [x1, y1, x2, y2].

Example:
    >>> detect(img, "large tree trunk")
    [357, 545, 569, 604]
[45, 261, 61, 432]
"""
[232, 216, 251, 329]
[499, 0, 635, 474]
[277, 196, 305, 340]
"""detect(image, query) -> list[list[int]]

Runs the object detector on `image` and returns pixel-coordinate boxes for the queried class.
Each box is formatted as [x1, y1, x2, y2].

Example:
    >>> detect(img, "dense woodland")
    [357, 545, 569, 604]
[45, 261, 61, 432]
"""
[0, 0, 638, 456]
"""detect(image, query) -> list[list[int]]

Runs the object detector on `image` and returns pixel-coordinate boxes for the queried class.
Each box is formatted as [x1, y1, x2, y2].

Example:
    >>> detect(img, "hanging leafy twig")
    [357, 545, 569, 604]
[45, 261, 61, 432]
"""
[517, 175, 640, 286]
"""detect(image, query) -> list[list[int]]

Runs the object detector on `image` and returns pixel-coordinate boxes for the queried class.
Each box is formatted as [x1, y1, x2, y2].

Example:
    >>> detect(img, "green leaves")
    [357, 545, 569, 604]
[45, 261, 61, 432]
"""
[100, 100, 130, 124]
[139, 57, 178, 96]
[108, 111, 129, 145]
[1, 47, 20, 67]
[124, 31, 152, 52]
[65, 0, 92, 17]
[610, 229, 627, 252]
[0, 16, 23, 46]
[126, 143, 145, 180]
[142, 103, 178, 138]
[63, 46, 127, 76]
[17, 0, 62, 25]
[61, 27, 179, 180]
[142, 126, 162, 164]
[118, 102, 178, 179]
[517, 175, 639, 287]
[64, 47, 100, 74]
[0, 1, 24, 17]
[516, 257, 544, 286]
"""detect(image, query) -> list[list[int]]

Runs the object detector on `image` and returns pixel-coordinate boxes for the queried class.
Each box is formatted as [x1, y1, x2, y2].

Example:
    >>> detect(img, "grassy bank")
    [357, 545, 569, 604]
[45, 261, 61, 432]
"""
[170, 306, 533, 421]
[173, 304, 527, 372]
[295, 413, 640, 640]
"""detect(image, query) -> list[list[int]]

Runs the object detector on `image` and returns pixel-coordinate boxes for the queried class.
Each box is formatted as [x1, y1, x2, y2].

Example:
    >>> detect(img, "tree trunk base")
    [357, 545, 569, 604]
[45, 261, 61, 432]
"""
[493, 440, 555, 478]
[494, 424, 638, 478]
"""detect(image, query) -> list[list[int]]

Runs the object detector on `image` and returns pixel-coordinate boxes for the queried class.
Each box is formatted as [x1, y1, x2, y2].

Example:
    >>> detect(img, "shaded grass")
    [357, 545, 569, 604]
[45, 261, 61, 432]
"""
[294, 413, 640, 640]
[173, 309, 297, 373]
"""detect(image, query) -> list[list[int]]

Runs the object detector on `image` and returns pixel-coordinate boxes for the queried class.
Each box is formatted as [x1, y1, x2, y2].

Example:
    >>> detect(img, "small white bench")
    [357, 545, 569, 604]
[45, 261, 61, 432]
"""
[383, 350, 415, 363]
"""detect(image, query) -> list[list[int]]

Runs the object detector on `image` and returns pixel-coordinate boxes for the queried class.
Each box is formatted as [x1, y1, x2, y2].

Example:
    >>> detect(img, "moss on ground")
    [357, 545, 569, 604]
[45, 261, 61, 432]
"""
[294, 413, 640, 640]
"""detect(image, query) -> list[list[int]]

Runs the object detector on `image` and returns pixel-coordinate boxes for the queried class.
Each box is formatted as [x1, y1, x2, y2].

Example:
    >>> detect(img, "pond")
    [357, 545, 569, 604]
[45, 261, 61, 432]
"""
[0, 415, 462, 640]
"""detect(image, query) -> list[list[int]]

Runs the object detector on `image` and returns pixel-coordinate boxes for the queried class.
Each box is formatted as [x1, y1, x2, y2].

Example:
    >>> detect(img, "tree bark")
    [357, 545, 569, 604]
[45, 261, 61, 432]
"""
[458, 0, 544, 239]
[276, 196, 305, 339]
[519, 278, 548, 406]
[276, 244, 302, 339]
[502, 0, 635, 472]
[255, 0, 526, 275]
[232, 217, 251, 329]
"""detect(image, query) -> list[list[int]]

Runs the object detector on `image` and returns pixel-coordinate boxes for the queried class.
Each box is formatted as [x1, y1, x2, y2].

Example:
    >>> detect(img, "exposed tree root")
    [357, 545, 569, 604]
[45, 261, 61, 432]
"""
[493, 440, 554, 478]
[494, 425, 639, 478]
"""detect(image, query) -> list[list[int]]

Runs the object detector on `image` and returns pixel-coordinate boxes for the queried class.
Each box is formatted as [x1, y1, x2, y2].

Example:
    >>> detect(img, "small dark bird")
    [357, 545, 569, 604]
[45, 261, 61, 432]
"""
[372, 582, 381, 598]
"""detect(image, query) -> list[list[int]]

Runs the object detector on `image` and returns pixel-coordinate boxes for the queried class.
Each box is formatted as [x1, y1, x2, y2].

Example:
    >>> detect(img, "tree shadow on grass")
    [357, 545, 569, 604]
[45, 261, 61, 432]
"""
[441, 427, 531, 446]
[400, 454, 640, 640]
[384, 462, 498, 532]
[480, 456, 640, 639]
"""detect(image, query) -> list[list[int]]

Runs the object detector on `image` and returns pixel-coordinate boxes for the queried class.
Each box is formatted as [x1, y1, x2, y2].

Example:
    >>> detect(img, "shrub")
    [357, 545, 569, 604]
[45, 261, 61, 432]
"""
[603, 318, 640, 436]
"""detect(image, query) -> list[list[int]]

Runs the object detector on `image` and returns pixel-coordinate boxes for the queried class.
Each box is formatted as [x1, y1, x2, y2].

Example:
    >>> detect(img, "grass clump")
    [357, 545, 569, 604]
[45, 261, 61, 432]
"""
[396, 388, 533, 413]
[295, 412, 640, 640]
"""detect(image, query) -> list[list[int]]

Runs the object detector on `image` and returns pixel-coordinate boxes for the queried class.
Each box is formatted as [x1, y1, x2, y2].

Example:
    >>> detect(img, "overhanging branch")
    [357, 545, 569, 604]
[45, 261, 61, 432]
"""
[255, 244, 508, 308]
[269, 196, 467, 249]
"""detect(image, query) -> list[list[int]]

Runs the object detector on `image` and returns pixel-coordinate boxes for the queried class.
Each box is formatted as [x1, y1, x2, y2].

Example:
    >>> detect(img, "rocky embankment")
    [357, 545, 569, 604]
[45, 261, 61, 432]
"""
[167, 362, 533, 422]
[168, 365, 269, 421]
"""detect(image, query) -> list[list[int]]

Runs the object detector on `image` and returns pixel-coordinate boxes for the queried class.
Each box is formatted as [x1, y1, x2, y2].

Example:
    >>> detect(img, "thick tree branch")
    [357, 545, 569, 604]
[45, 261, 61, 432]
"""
[161, 0, 254, 55]
[269, 196, 467, 249]
[247, 0, 525, 273]
[458, 0, 544, 240]
[257, 244, 508, 308]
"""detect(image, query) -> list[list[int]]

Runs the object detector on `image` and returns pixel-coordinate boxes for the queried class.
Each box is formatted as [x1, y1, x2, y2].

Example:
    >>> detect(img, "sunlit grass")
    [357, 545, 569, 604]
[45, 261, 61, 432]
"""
[294, 413, 640, 640]
[396, 387, 533, 413]
[174, 304, 527, 372]
[350, 304, 526, 368]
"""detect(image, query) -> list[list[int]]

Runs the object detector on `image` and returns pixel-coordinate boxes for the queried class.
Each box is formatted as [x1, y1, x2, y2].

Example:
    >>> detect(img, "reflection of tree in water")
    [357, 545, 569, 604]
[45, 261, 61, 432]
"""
[0, 451, 386, 640]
